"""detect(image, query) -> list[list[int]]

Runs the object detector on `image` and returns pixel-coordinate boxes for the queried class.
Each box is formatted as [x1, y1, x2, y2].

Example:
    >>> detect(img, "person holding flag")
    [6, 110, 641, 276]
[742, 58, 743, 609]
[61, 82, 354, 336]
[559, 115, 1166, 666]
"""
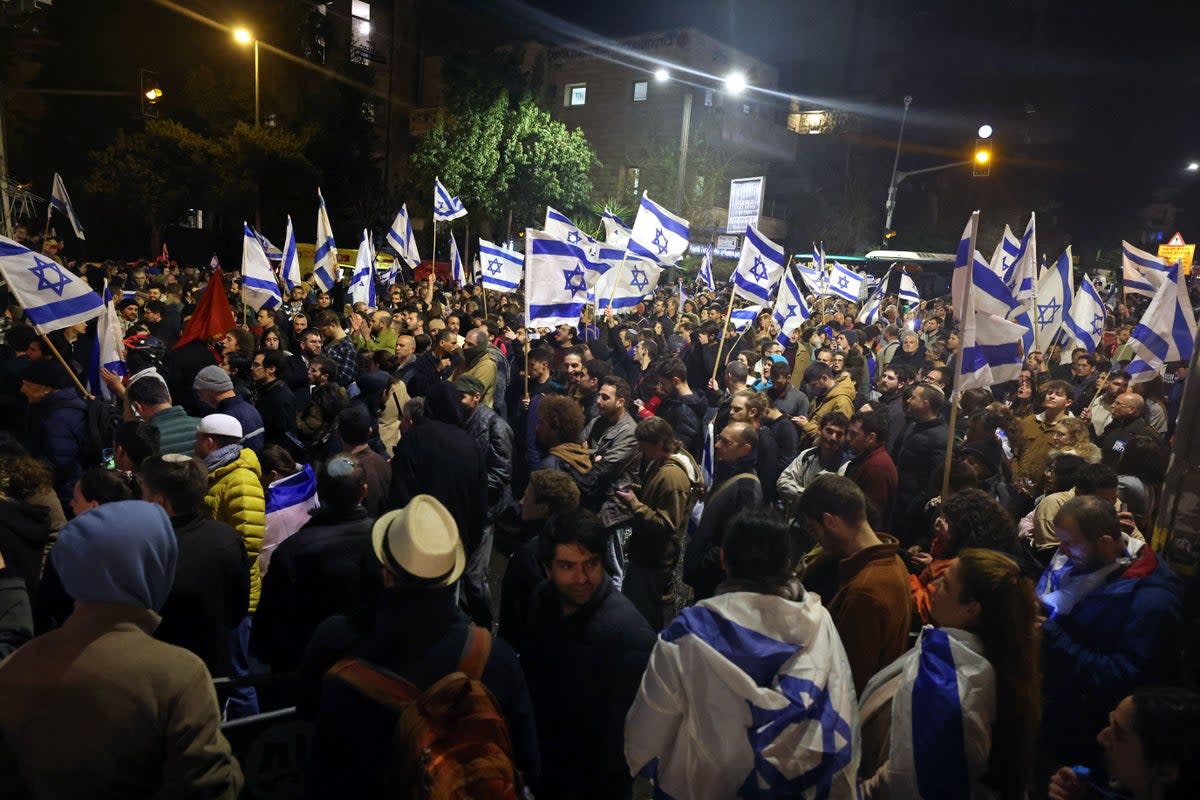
[716, 224, 786, 381]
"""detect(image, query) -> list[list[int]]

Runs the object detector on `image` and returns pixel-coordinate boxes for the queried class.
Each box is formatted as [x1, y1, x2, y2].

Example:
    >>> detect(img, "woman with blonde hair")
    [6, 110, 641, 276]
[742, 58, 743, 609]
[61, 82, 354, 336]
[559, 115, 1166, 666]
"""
[860, 548, 1042, 799]
[1049, 416, 1101, 463]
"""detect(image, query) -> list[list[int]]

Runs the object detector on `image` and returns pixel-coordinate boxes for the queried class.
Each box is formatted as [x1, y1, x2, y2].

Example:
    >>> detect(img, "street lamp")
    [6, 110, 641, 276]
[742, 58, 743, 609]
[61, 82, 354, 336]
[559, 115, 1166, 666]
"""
[978, 124, 993, 139]
[232, 26, 259, 128]
[654, 68, 670, 82]
[1188, 162, 1199, 172]
[724, 71, 747, 95]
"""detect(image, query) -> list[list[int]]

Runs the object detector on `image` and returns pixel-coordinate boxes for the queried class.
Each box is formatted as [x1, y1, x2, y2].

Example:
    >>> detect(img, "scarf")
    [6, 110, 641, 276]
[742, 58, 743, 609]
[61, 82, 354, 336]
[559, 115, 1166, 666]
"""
[204, 442, 243, 472]
[1036, 533, 1141, 619]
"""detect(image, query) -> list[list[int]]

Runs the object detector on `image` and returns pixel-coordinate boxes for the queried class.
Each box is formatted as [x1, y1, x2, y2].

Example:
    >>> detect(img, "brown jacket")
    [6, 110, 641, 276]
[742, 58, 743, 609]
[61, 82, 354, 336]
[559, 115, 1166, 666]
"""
[0, 603, 243, 799]
[802, 373, 858, 442]
[826, 537, 913, 693]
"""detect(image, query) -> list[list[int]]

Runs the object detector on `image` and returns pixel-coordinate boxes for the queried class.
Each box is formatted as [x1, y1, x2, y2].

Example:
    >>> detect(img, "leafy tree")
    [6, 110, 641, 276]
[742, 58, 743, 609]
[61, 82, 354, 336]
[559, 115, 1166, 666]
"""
[502, 96, 596, 230]
[85, 120, 222, 253]
[217, 122, 315, 225]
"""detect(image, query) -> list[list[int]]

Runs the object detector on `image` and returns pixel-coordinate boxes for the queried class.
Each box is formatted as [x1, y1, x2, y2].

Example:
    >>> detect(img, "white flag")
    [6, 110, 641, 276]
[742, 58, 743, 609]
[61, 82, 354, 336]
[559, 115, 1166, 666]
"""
[594, 256, 662, 312]
[772, 268, 810, 345]
[241, 223, 282, 312]
[1121, 240, 1170, 299]
[544, 207, 599, 257]
[89, 283, 126, 401]
[433, 177, 468, 222]
[602, 207, 631, 248]
[449, 233, 464, 286]
[828, 263, 865, 303]
[1035, 248, 1074, 346]
[387, 204, 421, 267]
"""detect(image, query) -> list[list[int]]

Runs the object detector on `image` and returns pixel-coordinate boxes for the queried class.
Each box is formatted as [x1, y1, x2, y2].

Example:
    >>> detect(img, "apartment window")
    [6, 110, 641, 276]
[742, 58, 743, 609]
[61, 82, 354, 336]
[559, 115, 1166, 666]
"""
[350, 0, 370, 64]
[351, 0, 370, 19]
[704, 89, 714, 107]
[632, 80, 648, 102]
[564, 83, 587, 107]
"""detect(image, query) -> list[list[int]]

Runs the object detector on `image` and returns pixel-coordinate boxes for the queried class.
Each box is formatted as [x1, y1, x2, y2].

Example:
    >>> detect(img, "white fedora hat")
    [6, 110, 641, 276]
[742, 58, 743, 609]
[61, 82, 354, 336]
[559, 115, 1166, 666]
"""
[371, 495, 464, 586]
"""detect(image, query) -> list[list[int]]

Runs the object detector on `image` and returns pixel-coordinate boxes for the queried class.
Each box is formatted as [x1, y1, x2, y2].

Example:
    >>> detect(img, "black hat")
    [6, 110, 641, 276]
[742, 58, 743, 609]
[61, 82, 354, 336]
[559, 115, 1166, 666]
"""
[22, 359, 71, 390]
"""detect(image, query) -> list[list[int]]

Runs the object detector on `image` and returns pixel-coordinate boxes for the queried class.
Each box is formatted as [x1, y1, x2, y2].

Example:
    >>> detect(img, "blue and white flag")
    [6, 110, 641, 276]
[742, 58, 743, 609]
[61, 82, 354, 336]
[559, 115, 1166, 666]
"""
[433, 177, 468, 222]
[525, 228, 589, 329]
[1035, 248, 1074, 346]
[349, 229, 377, 309]
[797, 262, 825, 296]
[971, 310, 1029, 385]
[0, 236, 103, 334]
[1061, 274, 1106, 357]
[544, 206, 599, 257]
[386, 204, 422, 267]
[478, 238, 524, 294]
[241, 222, 282, 312]
[48, 173, 85, 240]
[313, 188, 338, 293]
[1121, 240, 1170, 299]
[282, 215, 301, 292]
[858, 270, 888, 324]
[700, 421, 714, 487]
[626, 590, 859, 800]
[594, 256, 663, 312]
[861, 626, 995, 800]
[730, 305, 763, 332]
[89, 282, 126, 401]
[772, 269, 810, 344]
[952, 211, 992, 393]
[730, 225, 786, 304]
[1006, 214, 1037, 300]
[1126, 262, 1197, 383]
[964, 249, 1035, 367]
[828, 262, 865, 302]
[899, 272, 920, 304]
[812, 241, 826, 274]
[449, 233, 464, 286]
[697, 243, 715, 291]
[253, 229, 283, 261]
[627, 192, 690, 266]
[602, 207, 631, 248]
[988, 225, 1019, 277]
[261, 464, 320, 576]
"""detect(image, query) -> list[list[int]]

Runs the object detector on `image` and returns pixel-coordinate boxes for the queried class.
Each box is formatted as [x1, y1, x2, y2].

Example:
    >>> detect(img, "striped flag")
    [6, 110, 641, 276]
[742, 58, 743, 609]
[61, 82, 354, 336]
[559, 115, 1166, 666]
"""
[545, 206, 599, 257]
[313, 188, 338, 292]
[1121, 240, 1170, 299]
[602, 207, 631, 248]
[449, 233, 464, 286]
[730, 305, 763, 332]
[1126, 262, 1197, 383]
[772, 268, 811, 345]
[478, 238, 524, 294]
[282, 215, 301, 292]
[386, 204, 421, 267]
[828, 262, 865, 302]
[627, 193, 690, 266]
[89, 282, 126, 401]
[1006, 214, 1037, 301]
[594, 256, 662, 312]
[1035, 248, 1074, 346]
[0, 236, 103, 334]
[525, 228, 589, 329]
[433, 177, 468, 222]
[349, 229, 376, 309]
[1061, 274, 1106, 357]
[697, 243, 715, 290]
[241, 222, 282, 311]
[48, 173, 86, 240]
[730, 225, 786, 305]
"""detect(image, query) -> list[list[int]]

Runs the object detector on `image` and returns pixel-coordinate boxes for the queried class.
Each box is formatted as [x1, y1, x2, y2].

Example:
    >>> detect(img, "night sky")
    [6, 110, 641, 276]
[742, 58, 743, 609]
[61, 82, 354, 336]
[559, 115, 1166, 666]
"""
[502, 0, 1200, 257]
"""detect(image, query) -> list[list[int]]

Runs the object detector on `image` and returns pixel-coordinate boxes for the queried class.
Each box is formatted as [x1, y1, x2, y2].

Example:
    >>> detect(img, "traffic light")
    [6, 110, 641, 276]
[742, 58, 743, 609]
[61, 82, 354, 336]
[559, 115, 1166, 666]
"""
[973, 138, 992, 176]
[139, 68, 162, 118]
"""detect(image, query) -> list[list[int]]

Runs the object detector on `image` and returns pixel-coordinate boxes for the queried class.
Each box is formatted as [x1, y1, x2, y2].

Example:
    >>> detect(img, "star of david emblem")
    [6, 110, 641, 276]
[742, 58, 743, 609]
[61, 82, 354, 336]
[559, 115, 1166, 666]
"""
[836, 276, 850, 289]
[783, 303, 797, 319]
[435, 199, 447, 212]
[652, 228, 669, 256]
[1090, 313, 1104, 337]
[629, 267, 648, 292]
[566, 230, 582, 244]
[29, 256, 71, 296]
[749, 256, 769, 282]
[487, 258, 503, 276]
[1037, 297, 1061, 326]
[562, 264, 587, 293]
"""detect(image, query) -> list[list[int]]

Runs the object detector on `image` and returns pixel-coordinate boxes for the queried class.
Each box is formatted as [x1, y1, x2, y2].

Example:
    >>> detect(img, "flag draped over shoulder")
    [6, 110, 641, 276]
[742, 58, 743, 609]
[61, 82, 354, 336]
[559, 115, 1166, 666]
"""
[730, 225, 786, 305]
[1126, 262, 1197, 383]
[175, 267, 236, 349]
[313, 188, 338, 292]
[627, 193, 690, 266]
[241, 223, 282, 312]
[282, 215, 301, 292]
[525, 228, 589, 329]
[48, 173, 86, 240]
[0, 236, 103, 334]
[478, 238, 523, 293]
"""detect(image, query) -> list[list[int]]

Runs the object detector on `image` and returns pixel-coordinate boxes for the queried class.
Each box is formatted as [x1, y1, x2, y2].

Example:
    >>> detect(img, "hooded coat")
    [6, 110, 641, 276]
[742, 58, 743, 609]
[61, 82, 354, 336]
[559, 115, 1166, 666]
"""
[0, 498, 52, 598]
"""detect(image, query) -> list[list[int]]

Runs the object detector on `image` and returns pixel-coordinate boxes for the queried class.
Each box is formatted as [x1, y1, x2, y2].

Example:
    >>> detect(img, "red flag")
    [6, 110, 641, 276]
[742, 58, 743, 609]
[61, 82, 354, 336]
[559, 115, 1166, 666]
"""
[174, 267, 235, 349]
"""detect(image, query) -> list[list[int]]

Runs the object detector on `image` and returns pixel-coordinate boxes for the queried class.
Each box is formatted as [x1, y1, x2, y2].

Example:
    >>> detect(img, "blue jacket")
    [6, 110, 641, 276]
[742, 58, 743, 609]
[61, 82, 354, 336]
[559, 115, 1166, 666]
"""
[215, 395, 265, 452]
[1040, 546, 1183, 770]
[27, 388, 87, 506]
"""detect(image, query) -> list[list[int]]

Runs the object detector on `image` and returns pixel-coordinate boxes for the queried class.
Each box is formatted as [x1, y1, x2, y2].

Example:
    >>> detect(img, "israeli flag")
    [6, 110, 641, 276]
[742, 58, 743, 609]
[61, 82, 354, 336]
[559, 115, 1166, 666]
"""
[1035, 248, 1074, 346]
[525, 228, 589, 329]
[386, 204, 422, 267]
[602, 207, 631, 248]
[545, 206, 599, 257]
[89, 282, 126, 401]
[952, 211, 992, 393]
[700, 421, 714, 486]
[1126, 262, 1197, 383]
[478, 238, 524, 294]
[797, 262, 825, 296]
[860, 626, 995, 800]
[626, 591, 860, 800]
[282, 215, 301, 292]
[449, 233, 464, 286]
[730, 225, 786, 304]
[1121, 240, 1170, 299]
[1006, 214, 1037, 301]
[970, 310, 1029, 385]
[0, 236, 103, 334]
[772, 269, 810, 345]
[313, 188, 338, 293]
[730, 305, 763, 332]
[627, 193, 690, 266]
[813, 241, 826, 274]
[697, 243, 715, 291]
[1061, 274, 1106, 356]
[988, 225, 1019, 277]
[241, 223, 282, 312]
[594, 256, 663, 312]
[899, 272, 920, 304]
[433, 177, 468, 222]
[254, 229, 283, 261]
[48, 173, 86, 240]
[828, 262, 865, 302]
[858, 271, 887, 324]
[349, 229, 377, 309]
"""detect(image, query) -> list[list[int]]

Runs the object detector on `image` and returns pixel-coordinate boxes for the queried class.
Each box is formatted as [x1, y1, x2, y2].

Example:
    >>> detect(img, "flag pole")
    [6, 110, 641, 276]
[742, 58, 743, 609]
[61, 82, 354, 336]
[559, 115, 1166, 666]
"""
[939, 397, 960, 499]
[711, 288, 739, 383]
[431, 218, 438, 284]
[523, 336, 530, 402]
[41, 334, 93, 400]
[606, 251, 629, 311]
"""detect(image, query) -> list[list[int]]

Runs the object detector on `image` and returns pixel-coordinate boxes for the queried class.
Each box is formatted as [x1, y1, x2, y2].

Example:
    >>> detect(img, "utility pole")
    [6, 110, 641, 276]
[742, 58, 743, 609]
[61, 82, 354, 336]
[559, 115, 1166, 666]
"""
[674, 89, 693, 213]
[882, 95, 912, 244]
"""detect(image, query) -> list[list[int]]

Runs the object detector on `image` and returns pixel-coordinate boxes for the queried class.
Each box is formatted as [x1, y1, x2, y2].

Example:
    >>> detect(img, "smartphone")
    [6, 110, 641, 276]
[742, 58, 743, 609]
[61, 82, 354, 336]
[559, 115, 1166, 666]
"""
[101, 448, 116, 470]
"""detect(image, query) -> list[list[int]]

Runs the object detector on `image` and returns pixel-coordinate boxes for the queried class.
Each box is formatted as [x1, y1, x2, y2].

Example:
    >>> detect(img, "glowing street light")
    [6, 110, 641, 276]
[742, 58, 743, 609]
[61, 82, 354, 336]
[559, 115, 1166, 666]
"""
[654, 68, 670, 82]
[232, 26, 253, 45]
[231, 26, 260, 128]
[724, 71, 747, 95]
[978, 124, 993, 139]
[1188, 162, 1199, 172]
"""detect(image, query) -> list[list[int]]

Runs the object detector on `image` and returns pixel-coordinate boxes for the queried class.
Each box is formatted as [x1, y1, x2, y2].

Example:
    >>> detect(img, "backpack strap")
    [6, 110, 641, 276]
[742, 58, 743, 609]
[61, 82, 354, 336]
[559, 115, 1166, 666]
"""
[326, 658, 422, 712]
[457, 625, 492, 681]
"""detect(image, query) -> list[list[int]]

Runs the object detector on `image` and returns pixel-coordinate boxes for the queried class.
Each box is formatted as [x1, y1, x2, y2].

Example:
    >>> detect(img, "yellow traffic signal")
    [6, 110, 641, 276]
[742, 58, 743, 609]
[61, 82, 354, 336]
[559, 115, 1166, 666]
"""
[973, 138, 992, 176]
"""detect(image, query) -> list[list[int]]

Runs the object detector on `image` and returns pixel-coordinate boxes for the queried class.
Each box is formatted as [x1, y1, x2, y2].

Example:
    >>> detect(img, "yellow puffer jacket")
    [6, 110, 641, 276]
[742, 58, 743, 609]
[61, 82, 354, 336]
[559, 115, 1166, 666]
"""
[206, 448, 266, 614]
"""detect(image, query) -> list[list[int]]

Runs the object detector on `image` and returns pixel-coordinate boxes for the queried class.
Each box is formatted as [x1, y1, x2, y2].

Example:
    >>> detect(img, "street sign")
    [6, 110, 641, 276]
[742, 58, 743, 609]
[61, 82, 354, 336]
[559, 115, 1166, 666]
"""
[716, 234, 740, 251]
[726, 176, 765, 234]
[1158, 232, 1194, 275]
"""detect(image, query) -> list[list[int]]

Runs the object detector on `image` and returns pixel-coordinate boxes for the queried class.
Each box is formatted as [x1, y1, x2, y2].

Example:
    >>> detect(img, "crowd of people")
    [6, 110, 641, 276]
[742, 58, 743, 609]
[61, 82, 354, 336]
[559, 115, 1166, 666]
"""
[0, 255, 1197, 800]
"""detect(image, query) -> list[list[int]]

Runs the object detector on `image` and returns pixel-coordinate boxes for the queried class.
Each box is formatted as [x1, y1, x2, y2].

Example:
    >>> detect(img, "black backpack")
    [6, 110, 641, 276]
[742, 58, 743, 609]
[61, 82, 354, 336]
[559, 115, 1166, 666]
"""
[81, 394, 120, 468]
